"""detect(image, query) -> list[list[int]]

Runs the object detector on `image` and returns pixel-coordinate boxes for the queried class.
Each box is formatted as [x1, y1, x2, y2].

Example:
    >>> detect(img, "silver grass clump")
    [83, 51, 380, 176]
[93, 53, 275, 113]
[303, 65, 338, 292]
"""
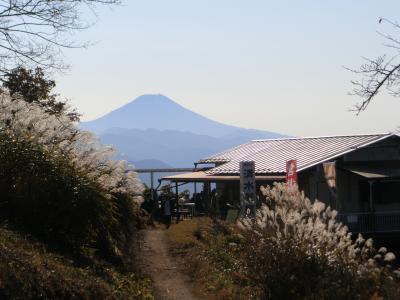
[0, 92, 144, 202]
[239, 183, 399, 277]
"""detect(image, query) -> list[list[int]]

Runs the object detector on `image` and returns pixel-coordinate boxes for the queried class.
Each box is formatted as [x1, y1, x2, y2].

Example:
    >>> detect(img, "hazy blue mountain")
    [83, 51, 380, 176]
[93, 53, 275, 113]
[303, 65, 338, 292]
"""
[101, 128, 235, 167]
[81, 94, 285, 139]
[80, 94, 288, 169]
[132, 159, 172, 169]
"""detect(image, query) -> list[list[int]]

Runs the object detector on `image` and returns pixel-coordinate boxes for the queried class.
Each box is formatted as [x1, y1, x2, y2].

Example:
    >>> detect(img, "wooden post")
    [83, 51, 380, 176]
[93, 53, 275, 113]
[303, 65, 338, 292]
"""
[194, 163, 198, 194]
[368, 180, 374, 212]
[203, 182, 210, 211]
[150, 171, 154, 201]
[175, 182, 180, 222]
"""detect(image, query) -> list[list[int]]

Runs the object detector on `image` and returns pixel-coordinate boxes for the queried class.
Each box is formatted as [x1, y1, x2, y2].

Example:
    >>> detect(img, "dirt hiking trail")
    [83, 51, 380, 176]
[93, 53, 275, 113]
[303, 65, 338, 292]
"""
[137, 229, 198, 300]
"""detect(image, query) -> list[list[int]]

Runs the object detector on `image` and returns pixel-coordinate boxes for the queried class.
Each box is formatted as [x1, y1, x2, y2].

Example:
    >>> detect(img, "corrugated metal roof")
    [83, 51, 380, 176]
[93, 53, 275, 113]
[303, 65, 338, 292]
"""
[202, 133, 396, 175]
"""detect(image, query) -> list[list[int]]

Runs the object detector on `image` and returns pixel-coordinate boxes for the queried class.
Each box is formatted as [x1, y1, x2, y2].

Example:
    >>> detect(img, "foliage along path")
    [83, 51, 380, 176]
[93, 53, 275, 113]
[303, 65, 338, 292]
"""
[137, 229, 198, 300]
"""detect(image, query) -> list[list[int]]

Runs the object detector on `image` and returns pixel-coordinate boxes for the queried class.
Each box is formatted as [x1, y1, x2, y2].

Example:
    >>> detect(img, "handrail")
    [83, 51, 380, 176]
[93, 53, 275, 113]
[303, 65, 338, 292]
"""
[133, 167, 210, 173]
[337, 211, 400, 233]
[338, 211, 400, 216]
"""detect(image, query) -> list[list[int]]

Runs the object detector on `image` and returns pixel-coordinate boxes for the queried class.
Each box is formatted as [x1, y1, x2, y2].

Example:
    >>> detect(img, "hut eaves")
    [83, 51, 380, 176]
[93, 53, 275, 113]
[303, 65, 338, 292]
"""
[201, 133, 396, 175]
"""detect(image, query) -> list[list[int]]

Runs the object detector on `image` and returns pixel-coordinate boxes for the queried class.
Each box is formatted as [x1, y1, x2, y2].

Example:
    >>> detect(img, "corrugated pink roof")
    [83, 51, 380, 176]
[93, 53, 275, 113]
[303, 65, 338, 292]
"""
[201, 134, 395, 175]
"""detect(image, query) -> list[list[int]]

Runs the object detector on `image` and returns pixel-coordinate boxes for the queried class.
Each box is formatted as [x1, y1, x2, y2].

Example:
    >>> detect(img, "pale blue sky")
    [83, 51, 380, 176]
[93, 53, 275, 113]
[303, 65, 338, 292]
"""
[55, 0, 400, 136]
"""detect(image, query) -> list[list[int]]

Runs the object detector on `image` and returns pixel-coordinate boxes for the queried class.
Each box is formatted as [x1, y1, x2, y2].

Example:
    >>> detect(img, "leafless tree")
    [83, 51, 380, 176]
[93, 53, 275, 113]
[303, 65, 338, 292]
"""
[349, 18, 400, 114]
[0, 0, 119, 75]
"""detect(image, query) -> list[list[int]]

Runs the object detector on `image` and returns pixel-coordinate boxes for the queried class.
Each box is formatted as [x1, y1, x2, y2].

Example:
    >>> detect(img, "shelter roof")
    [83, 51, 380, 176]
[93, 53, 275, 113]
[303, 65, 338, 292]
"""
[200, 133, 397, 175]
[162, 171, 284, 182]
[341, 165, 400, 179]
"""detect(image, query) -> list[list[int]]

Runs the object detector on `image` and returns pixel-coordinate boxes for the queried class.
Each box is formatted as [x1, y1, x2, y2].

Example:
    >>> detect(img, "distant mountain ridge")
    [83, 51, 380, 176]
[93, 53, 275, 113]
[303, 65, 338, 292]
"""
[131, 159, 172, 169]
[81, 94, 283, 139]
[80, 94, 288, 169]
[100, 127, 263, 167]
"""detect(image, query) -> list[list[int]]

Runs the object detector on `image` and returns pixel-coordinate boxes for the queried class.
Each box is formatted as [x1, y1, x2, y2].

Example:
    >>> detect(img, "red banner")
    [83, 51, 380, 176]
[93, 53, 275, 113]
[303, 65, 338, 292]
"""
[286, 160, 297, 186]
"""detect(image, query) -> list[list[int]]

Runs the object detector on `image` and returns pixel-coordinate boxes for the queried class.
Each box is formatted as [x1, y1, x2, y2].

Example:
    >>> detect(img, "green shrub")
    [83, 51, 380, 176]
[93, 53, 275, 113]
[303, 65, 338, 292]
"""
[0, 93, 143, 259]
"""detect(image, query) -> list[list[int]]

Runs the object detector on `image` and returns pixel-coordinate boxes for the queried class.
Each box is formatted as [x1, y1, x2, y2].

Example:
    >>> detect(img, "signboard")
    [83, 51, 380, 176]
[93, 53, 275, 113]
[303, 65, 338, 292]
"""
[225, 209, 239, 223]
[323, 162, 336, 193]
[286, 160, 298, 186]
[240, 161, 256, 218]
[323, 161, 337, 207]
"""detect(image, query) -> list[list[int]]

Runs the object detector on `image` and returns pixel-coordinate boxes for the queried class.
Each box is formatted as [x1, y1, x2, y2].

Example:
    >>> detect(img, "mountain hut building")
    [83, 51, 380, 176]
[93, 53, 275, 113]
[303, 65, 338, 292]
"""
[162, 133, 400, 235]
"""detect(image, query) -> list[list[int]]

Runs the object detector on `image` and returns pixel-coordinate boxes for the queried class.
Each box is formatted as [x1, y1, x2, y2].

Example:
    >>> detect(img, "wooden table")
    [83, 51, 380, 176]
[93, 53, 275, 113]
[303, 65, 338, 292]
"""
[180, 203, 195, 219]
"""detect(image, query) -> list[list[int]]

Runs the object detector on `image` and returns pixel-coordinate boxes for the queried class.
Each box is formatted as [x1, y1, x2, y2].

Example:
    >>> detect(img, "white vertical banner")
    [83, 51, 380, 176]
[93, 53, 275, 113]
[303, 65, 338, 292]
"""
[240, 161, 256, 218]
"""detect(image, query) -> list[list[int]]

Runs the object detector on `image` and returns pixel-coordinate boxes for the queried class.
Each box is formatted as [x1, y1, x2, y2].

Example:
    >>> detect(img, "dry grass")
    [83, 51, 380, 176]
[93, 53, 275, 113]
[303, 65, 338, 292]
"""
[165, 217, 212, 248]
[0, 225, 154, 300]
[165, 214, 400, 299]
[165, 218, 256, 300]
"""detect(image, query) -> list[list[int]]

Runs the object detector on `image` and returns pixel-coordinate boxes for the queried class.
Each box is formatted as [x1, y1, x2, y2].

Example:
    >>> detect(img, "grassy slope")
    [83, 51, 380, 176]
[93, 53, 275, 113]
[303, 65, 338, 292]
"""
[0, 225, 153, 300]
[165, 218, 258, 300]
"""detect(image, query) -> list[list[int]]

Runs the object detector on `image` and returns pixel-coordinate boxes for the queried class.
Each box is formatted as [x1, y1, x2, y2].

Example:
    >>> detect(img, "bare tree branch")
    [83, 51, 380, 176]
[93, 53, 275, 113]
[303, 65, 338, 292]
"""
[0, 0, 120, 76]
[349, 18, 400, 114]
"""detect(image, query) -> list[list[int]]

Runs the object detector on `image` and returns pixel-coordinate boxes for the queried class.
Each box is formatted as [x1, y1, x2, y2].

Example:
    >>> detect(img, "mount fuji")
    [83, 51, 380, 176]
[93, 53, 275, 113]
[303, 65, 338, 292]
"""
[81, 94, 287, 168]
